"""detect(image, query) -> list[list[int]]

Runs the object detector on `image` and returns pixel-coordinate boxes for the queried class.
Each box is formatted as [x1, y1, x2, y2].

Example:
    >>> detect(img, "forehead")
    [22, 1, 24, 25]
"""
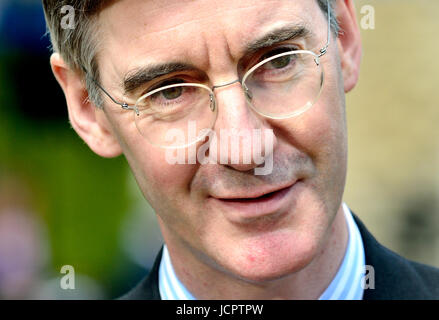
[97, 0, 323, 78]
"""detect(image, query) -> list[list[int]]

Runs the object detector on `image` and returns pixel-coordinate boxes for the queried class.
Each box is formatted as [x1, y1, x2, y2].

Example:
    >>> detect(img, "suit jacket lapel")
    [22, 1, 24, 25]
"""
[119, 247, 163, 300]
[352, 213, 436, 299]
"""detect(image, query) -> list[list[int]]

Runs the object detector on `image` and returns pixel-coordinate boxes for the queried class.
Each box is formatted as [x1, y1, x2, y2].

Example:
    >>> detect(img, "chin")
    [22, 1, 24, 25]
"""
[221, 230, 320, 283]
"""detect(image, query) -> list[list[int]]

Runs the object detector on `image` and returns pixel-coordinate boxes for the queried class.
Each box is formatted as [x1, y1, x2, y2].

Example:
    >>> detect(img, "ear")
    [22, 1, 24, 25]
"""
[50, 53, 123, 158]
[335, 0, 362, 93]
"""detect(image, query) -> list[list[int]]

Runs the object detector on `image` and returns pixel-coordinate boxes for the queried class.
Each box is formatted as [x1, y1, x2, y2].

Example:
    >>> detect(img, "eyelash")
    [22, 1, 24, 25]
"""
[255, 44, 300, 64]
[142, 77, 189, 97]
[240, 44, 301, 75]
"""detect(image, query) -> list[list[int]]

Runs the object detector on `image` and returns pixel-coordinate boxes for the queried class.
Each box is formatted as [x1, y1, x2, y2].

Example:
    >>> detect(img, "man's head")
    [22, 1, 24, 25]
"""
[45, 0, 361, 285]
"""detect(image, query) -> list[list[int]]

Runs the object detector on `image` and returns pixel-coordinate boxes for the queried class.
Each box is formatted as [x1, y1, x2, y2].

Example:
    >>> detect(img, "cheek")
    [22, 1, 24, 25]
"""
[278, 97, 346, 165]
[108, 116, 197, 207]
[128, 144, 198, 202]
[303, 98, 347, 193]
[300, 60, 347, 164]
[274, 61, 348, 201]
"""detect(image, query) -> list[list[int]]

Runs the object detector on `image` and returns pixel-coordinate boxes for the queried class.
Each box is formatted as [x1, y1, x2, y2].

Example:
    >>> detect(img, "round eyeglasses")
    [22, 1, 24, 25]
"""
[132, 50, 324, 148]
[85, 1, 332, 149]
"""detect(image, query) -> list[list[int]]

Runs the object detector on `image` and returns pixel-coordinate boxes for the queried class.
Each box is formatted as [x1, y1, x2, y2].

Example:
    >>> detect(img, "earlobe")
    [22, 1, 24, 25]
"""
[50, 53, 123, 158]
[335, 0, 363, 93]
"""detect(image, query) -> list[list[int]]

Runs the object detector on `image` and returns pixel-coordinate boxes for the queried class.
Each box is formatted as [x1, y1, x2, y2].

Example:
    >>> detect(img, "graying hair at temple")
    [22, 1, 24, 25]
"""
[42, 0, 339, 109]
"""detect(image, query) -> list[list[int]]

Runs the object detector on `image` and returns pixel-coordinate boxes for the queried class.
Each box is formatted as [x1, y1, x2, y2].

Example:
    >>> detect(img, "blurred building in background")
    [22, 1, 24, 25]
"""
[0, 0, 438, 299]
[344, 0, 439, 268]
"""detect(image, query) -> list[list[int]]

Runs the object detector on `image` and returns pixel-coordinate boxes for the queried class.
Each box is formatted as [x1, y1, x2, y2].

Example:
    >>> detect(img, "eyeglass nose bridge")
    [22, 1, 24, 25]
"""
[210, 79, 254, 112]
[212, 79, 241, 90]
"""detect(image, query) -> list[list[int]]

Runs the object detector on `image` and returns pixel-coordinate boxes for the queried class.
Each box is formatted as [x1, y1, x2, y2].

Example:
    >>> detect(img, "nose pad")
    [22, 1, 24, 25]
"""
[209, 94, 216, 112]
[314, 57, 320, 66]
[243, 85, 253, 102]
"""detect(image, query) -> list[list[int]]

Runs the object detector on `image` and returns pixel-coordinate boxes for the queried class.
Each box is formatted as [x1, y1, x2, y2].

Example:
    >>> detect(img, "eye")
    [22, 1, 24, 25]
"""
[150, 78, 184, 92]
[160, 86, 183, 100]
[244, 45, 299, 71]
[263, 46, 296, 57]
[255, 46, 299, 71]
[267, 55, 292, 69]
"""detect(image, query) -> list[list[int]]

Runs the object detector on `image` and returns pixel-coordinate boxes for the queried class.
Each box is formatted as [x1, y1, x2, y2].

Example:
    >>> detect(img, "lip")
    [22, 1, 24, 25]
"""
[209, 180, 301, 223]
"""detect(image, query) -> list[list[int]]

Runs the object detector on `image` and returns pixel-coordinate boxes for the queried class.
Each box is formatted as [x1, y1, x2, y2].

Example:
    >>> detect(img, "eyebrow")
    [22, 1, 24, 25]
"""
[123, 62, 195, 94]
[245, 24, 311, 54]
[122, 24, 311, 95]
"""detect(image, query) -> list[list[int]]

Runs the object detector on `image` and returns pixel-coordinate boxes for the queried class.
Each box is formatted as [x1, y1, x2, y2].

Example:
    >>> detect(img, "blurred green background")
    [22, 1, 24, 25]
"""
[0, 0, 438, 299]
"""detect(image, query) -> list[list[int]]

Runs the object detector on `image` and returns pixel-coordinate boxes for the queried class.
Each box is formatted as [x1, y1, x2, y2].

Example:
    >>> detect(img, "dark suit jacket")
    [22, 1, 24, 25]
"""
[120, 214, 439, 300]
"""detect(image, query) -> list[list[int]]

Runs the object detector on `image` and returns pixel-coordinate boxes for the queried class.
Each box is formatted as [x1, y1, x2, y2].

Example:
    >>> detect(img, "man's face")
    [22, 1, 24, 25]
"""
[97, 0, 348, 281]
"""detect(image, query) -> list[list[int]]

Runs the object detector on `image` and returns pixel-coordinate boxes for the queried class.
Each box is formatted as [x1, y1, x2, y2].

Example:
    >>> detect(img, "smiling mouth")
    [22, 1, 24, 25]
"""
[219, 186, 292, 204]
[210, 180, 302, 223]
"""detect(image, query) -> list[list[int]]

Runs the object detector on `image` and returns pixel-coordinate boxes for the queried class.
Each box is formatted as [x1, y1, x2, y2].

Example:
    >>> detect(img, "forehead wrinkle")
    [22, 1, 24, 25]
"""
[120, 0, 293, 45]
[100, 0, 318, 88]
[221, 12, 314, 62]
[123, 3, 255, 45]
[101, 0, 316, 50]
[203, 30, 236, 76]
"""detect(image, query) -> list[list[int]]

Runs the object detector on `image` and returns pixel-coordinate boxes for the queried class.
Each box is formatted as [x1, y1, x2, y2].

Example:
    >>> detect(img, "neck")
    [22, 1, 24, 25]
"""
[161, 204, 348, 299]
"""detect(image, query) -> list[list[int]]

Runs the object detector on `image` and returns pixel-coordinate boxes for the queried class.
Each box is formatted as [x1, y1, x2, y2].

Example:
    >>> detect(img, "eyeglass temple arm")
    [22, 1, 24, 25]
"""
[318, 0, 332, 58]
[80, 1, 331, 109]
[81, 66, 135, 111]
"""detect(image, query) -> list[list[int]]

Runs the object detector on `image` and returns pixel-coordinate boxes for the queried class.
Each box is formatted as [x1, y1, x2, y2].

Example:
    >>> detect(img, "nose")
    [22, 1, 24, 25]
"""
[210, 80, 277, 173]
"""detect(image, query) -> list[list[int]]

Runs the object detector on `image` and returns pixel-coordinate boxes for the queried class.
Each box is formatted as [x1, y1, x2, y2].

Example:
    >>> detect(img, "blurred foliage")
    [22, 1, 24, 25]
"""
[0, 51, 140, 297]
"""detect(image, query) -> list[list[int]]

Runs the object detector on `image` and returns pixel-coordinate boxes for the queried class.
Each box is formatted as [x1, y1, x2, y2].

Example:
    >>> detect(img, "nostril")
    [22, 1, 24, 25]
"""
[225, 162, 260, 173]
